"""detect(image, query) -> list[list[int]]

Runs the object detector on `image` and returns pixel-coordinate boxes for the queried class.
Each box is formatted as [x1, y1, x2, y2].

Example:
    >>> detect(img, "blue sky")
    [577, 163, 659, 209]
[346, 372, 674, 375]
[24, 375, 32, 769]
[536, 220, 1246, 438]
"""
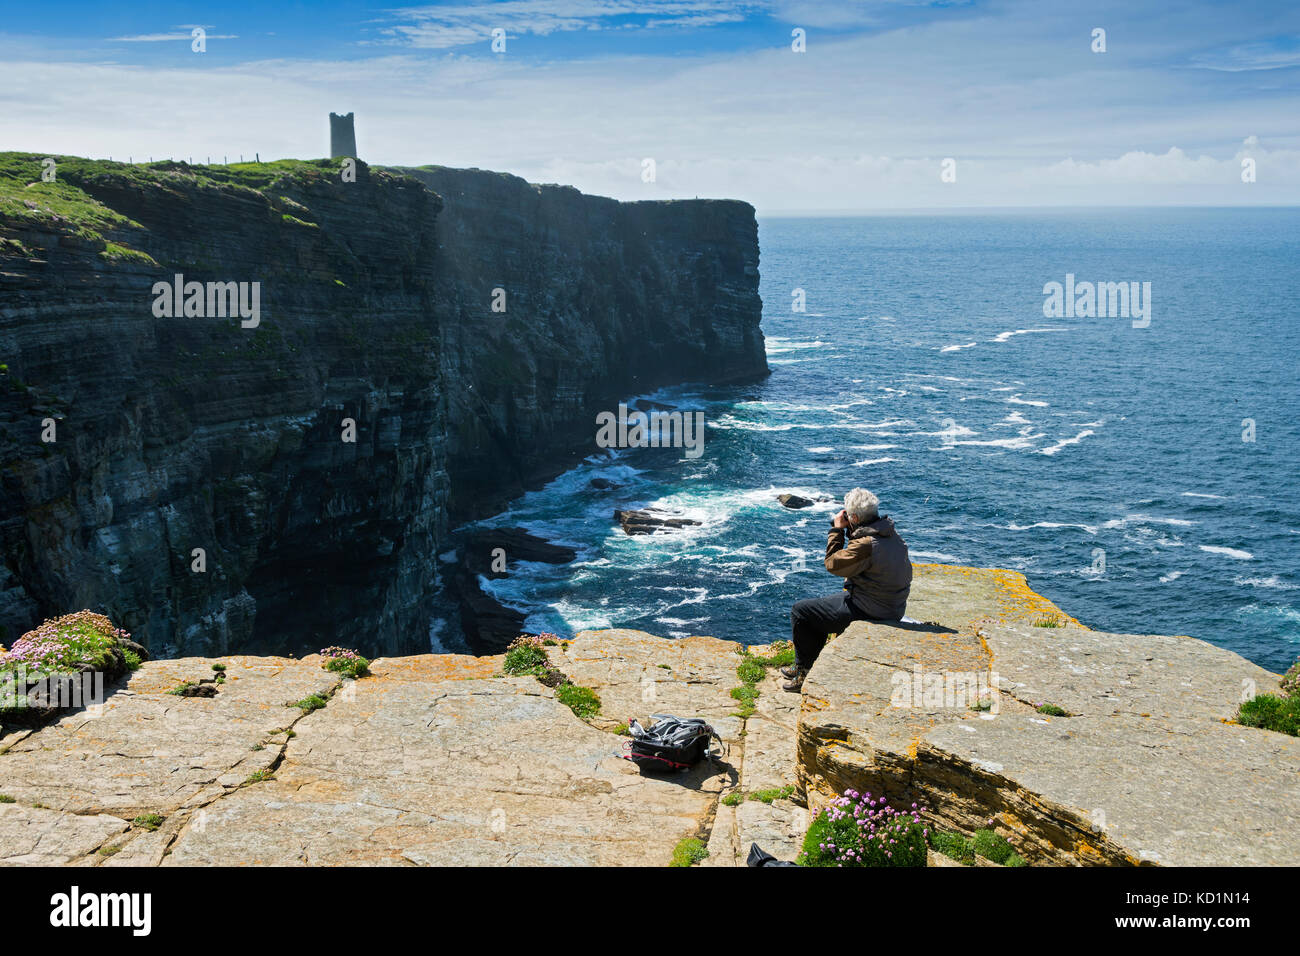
[3, 0, 1299, 211]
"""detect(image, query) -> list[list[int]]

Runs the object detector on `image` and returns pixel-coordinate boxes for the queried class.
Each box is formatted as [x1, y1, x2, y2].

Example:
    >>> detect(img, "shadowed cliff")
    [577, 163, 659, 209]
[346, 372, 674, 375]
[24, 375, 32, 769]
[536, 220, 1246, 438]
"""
[397, 165, 766, 521]
[0, 154, 766, 658]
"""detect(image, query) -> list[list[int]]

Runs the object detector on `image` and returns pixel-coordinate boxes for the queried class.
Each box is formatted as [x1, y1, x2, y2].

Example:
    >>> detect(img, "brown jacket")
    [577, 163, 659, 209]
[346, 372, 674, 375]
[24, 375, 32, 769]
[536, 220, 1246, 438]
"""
[825, 515, 912, 619]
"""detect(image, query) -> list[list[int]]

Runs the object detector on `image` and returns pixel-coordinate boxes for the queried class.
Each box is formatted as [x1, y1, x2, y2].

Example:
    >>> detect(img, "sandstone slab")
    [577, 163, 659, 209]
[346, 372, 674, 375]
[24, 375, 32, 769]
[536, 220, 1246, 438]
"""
[796, 565, 1297, 866]
[0, 805, 128, 866]
[0, 655, 338, 818]
[555, 630, 744, 741]
[162, 654, 730, 866]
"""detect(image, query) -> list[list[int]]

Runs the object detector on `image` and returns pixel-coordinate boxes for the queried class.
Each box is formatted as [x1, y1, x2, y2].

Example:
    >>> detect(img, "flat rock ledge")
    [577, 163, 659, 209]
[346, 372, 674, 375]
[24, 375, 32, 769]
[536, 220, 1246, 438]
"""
[1, 564, 1293, 866]
[797, 564, 1298, 866]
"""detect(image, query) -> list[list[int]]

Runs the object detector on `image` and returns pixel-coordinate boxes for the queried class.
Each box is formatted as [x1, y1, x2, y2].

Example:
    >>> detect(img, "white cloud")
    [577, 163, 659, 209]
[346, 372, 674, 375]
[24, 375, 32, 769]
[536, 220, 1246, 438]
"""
[373, 0, 765, 49]
[7, 1, 1300, 211]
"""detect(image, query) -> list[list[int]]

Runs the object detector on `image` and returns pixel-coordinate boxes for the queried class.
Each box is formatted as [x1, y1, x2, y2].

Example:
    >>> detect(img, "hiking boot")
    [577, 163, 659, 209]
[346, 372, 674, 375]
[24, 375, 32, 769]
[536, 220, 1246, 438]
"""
[782, 668, 808, 692]
[779, 664, 801, 679]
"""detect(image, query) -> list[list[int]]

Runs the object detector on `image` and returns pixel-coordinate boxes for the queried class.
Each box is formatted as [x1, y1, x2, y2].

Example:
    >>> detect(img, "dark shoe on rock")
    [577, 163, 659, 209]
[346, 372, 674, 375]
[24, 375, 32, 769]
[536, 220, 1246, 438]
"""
[779, 664, 800, 679]
[782, 668, 808, 692]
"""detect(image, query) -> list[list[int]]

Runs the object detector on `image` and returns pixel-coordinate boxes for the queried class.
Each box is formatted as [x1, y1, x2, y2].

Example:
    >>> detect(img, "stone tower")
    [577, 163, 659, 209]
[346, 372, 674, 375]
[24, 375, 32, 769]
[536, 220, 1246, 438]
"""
[329, 112, 357, 159]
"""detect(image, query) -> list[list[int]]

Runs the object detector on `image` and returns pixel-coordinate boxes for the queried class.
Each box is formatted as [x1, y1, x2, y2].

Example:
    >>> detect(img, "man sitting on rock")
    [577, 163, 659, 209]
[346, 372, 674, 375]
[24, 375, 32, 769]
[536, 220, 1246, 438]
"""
[782, 488, 912, 691]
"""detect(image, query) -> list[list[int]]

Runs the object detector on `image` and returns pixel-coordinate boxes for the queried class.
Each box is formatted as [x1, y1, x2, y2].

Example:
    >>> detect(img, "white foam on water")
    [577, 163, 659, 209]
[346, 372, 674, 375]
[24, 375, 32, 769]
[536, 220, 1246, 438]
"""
[954, 432, 1044, 450]
[916, 420, 977, 439]
[765, 338, 830, 355]
[911, 550, 962, 562]
[735, 399, 848, 414]
[1005, 521, 1099, 534]
[1103, 514, 1197, 529]
[1200, 545, 1253, 560]
[1236, 603, 1300, 626]
[1181, 492, 1227, 500]
[1008, 394, 1049, 408]
[991, 328, 1071, 343]
[1235, 575, 1298, 590]
[848, 443, 900, 450]
[1159, 571, 1185, 583]
[1040, 429, 1095, 455]
[428, 618, 455, 654]
[940, 342, 978, 352]
[527, 599, 615, 635]
[807, 446, 835, 453]
[852, 457, 900, 466]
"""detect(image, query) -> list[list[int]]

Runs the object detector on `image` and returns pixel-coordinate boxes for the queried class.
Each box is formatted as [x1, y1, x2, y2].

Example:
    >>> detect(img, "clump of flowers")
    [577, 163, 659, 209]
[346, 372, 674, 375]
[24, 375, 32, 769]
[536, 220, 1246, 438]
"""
[1281, 656, 1299, 698]
[797, 790, 929, 867]
[1, 611, 129, 680]
[503, 634, 550, 675]
[319, 646, 370, 679]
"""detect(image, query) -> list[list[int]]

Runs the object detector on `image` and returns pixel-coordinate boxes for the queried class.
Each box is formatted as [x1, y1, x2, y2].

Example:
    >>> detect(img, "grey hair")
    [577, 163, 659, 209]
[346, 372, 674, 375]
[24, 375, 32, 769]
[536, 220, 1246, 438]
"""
[843, 488, 880, 522]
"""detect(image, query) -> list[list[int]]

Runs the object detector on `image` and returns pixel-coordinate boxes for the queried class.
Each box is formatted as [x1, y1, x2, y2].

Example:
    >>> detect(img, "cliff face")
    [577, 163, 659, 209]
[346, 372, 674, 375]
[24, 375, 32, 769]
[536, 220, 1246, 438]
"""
[399, 166, 766, 520]
[0, 155, 766, 657]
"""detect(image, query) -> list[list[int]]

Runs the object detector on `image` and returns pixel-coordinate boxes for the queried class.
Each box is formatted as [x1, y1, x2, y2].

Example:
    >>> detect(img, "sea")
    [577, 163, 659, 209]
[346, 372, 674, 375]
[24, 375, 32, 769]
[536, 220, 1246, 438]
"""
[436, 208, 1300, 673]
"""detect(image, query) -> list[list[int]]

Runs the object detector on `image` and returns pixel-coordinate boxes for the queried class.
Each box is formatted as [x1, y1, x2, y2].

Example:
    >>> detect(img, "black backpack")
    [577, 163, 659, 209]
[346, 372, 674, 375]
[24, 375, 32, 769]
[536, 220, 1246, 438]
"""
[622, 714, 724, 772]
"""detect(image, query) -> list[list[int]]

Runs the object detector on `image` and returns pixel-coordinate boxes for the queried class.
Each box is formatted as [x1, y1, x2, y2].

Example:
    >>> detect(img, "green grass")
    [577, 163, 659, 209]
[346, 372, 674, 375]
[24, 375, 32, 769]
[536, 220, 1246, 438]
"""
[1033, 617, 1063, 628]
[972, 828, 1017, 864]
[1036, 703, 1068, 717]
[0, 153, 398, 268]
[99, 241, 157, 265]
[929, 830, 975, 864]
[1237, 693, 1300, 737]
[613, 722, 631, 736]
[0, 154, 143, 247]
[0, 794, 15, 803]
[167, 681, 197, 696]
[290, 693, 328, 714]
[503, 644, 548, 675]
[555, 683, 601, 720]
[763, 641, 796, 668]
[747, 785, 795, 804]
[123, 650, 143, 671]
[97, 845, 121, 857]
[0, 236, 35, 258]
[132, 813, 165, 831]
[721, 792, 742, 807]
[242, 769, 274, 785]
[322, 652, 370, 680]
[669, 837, 709, 867]
[735, 657, 766, 686]
[727, 643, 794, 719]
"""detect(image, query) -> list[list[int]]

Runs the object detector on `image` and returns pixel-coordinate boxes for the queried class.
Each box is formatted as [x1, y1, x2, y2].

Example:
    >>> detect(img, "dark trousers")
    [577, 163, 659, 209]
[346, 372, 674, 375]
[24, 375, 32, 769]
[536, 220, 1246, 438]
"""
[791, 591, 872, 669]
